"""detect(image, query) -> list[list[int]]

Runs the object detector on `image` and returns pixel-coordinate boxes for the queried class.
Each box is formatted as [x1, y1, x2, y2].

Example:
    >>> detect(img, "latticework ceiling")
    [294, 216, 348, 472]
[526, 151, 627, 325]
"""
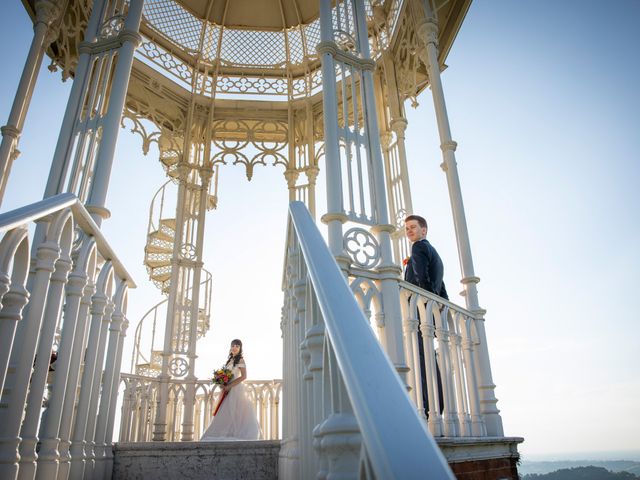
[174, 0, 321, 29]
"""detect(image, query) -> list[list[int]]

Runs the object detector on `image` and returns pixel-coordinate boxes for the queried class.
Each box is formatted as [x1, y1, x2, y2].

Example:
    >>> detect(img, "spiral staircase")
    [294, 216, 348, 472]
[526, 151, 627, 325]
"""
[133, 180, 214, 376]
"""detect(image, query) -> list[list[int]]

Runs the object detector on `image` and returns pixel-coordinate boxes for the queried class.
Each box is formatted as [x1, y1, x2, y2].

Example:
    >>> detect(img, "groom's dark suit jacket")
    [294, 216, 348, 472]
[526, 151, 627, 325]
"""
[404, 238, 449, 300]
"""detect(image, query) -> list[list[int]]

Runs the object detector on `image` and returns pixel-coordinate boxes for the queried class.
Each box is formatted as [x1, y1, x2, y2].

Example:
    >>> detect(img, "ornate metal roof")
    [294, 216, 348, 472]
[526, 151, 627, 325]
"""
[173, 0, 321, 29]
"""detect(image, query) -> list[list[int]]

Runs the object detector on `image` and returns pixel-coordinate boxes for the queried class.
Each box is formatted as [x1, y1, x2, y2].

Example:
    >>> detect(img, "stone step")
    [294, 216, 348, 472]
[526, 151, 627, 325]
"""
[113, 440, 280, 480]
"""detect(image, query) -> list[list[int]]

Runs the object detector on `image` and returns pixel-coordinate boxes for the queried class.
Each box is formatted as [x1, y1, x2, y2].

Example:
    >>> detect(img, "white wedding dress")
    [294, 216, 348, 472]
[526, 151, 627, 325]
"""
[200, 361, 262, 441]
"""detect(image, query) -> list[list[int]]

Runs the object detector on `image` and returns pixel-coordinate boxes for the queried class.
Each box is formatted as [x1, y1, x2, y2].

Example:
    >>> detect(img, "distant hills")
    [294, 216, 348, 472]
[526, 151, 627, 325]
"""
[520, 460, 640, 477]
[521, 465, 639, 479]
[518, 460, 640, 480]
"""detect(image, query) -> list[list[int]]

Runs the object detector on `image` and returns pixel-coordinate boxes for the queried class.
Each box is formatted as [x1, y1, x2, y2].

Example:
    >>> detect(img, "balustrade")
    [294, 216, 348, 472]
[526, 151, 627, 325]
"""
[118, 375, 282, 443]
[399, 281, 487, 437]
[0, 193, 134, 480]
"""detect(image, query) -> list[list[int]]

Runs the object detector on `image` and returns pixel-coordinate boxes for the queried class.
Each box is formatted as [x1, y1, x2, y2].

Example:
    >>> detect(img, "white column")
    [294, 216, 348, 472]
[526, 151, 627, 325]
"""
[0, 0, 61, 204]
[35, 239, 95, 480]
[417, 3, 503, 436]
[0, 220, 63, 480]
[86, 0, 144, 226]
[353, 0, 409, 383]
[318, 0, 348, 265]
[43, 0, 105, 198]
[153, 164, 189, 442]
[181, 167, 213, 441]
[18, 253, 72, 480]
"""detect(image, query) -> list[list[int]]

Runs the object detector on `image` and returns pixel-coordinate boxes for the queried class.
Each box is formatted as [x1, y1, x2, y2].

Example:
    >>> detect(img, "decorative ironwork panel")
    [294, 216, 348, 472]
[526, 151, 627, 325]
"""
[143, 0, 204, 53]
[220, 28, 287, 69]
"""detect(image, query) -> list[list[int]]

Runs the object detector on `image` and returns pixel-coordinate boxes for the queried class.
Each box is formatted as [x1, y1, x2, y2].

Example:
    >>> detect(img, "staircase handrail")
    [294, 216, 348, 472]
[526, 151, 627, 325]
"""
[130, 268, 212, 372]
[0, 192, 135, 288]
[287, 201, 453, 478]
[398, 279, 481, 319]
[147, 179, 172, 236]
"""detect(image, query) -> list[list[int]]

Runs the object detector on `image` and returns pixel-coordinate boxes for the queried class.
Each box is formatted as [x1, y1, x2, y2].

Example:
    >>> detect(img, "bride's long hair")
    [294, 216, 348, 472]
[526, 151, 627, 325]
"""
[226, 339, 243, 367]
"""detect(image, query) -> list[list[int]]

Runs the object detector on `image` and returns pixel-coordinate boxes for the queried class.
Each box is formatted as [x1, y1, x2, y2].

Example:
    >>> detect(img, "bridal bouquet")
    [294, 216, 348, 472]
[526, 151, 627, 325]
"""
[213, 367, 234, 386]
[211, 367, 234, 416]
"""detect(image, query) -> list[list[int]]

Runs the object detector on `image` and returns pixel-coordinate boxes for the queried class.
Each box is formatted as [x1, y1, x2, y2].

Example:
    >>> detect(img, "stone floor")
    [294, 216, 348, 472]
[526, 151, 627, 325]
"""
[113, 436, 522, 479]
[113, 440, 280, 480]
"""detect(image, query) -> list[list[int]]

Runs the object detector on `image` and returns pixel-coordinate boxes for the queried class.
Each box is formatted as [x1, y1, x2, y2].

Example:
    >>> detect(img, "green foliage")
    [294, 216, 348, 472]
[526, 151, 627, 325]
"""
[523, 466, 640, 480]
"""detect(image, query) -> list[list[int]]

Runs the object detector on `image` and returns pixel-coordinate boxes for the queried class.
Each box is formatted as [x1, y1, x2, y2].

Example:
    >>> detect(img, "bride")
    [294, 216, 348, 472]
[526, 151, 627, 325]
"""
[200, 339, 262, 441]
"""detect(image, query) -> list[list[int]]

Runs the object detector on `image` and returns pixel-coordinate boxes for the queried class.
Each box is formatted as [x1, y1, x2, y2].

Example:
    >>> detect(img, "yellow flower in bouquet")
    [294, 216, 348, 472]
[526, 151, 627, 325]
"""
[213, 367, 234, 385]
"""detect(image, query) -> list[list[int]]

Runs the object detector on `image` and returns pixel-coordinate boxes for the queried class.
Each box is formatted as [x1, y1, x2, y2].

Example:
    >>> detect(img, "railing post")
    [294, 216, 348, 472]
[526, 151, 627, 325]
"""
[57, 275, 96, 480]
[419, 302, 443, 436]
[399, 292, 423, 416]
[0, 228, 30, 398]
[315, 346, 361, 479]
[94, 282, 128, 480]
[434, 307, 458, 437]
[463, 318, 487, 437]
[82, 296, 114, 478]
[303, 287, 324, 477]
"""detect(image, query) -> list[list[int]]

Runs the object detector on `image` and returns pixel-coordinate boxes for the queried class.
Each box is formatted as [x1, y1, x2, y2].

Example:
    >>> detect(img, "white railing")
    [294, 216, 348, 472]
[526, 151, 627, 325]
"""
[281, 201, 454, 479]
[399, 281, 487, 437]
[0, 193, 135, 480]
[118, 375, 282, 442]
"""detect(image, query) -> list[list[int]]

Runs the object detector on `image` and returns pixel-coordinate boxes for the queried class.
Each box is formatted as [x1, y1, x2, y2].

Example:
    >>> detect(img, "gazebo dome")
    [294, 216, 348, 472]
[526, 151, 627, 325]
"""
[174, 0, 321, 30]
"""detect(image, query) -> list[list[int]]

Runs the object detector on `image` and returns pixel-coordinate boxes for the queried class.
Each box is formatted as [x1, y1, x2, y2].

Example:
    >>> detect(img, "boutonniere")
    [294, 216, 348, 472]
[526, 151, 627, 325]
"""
[402, 256, 410, 266]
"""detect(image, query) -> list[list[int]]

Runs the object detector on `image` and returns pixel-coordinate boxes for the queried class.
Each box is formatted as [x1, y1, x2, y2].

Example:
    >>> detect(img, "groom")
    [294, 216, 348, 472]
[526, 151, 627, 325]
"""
[404, 214, 447, 416]
[404, 215, 448, 300]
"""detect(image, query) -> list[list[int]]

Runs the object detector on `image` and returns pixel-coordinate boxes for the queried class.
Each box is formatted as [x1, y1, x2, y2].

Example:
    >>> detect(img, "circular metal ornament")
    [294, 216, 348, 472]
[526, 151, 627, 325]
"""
[169, 357, 189, 377]
[344, 228, 381, 269]
[395, 208, 407, 229]
[181, 243, 197, 260]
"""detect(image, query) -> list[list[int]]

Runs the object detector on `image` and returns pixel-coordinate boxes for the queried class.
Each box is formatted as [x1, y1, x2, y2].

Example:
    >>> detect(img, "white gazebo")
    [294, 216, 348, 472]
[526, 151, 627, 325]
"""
[0, 0, 521, 478]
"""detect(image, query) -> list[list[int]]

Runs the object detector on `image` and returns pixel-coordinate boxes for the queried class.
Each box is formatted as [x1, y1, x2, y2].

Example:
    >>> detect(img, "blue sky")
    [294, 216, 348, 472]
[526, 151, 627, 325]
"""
[1, 0, 639, 459]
